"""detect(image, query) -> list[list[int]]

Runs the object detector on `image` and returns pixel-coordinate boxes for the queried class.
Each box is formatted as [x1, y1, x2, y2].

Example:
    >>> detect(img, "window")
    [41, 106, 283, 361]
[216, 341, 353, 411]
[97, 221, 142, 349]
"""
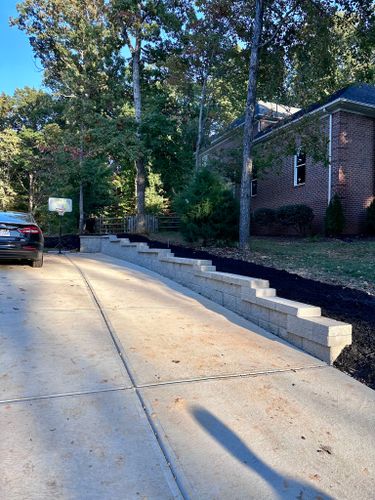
[251, 178, 258, 197]
[294, 150, 306, 186]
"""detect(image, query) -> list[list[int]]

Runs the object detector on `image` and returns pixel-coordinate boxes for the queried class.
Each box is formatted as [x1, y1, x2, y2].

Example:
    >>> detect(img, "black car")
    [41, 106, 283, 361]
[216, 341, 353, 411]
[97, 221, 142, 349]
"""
[0, 211, 44, 267]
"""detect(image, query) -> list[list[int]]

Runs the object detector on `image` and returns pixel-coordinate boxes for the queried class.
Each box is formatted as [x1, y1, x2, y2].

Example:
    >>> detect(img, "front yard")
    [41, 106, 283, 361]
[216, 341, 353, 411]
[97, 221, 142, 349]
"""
[151, 233, 375, 296]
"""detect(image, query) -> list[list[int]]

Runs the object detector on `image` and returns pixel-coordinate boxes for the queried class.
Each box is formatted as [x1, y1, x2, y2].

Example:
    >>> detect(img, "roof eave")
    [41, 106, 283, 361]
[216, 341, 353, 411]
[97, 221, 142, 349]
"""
[325, 98, 375, 117]
[254, 98, 375, 144]
[201, 96, 375, 155]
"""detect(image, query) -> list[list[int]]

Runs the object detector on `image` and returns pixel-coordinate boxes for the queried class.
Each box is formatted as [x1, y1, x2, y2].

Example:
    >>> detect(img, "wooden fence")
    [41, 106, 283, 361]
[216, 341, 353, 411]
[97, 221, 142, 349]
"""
[96, 214, 180, 234]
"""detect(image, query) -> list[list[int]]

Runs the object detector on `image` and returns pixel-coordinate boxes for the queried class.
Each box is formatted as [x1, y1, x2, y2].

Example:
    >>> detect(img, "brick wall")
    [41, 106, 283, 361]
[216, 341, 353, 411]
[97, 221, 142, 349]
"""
[251, 116, 330, 234]
[204, 111, 375, 235]
[332, 111, 375, 233]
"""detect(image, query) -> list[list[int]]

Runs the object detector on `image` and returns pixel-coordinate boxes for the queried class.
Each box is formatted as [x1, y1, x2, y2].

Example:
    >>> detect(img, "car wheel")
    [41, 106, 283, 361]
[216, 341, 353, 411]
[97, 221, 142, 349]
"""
[31, 256, 43, 268]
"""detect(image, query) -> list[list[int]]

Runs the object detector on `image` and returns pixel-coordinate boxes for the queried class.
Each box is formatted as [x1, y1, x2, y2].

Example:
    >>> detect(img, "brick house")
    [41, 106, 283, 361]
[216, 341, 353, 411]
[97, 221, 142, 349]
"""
[199, 84, 375, 234]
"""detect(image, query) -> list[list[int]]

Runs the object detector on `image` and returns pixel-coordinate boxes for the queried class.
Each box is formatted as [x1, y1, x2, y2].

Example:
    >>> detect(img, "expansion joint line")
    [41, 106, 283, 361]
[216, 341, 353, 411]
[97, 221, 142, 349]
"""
[0, 386, 132, 406]
[136, 364, 327, 389]
[65, 255, 188, 500]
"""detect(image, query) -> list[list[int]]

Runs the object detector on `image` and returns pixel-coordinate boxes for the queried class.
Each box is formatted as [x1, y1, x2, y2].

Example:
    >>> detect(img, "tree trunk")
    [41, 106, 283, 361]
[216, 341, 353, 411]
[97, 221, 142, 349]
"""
[239, 0, 264, 249]
[133, 38, 146, 233]
[29, 172, 34, 213]
[78, 122, 85, 234]
[195, 74, 208, 170]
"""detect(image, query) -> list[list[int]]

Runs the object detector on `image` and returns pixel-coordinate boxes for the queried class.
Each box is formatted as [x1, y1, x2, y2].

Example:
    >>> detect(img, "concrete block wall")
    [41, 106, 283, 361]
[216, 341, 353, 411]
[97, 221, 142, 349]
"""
[80, 235, 352, 364]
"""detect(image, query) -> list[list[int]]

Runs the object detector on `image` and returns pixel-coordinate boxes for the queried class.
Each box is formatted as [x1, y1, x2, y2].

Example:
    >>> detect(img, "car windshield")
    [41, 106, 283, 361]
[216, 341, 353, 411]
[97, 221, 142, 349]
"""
[0, 212, 34, 224]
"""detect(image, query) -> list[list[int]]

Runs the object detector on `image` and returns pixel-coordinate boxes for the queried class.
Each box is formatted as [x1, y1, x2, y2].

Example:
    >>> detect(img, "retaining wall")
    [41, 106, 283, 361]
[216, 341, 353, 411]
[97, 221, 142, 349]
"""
[80, 235, 352, 364]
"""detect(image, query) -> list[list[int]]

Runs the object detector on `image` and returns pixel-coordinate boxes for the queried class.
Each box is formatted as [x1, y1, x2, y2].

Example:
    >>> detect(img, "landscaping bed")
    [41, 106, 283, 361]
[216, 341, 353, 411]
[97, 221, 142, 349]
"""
[44, 234, 80, 251]
[121, 233, 375, 391]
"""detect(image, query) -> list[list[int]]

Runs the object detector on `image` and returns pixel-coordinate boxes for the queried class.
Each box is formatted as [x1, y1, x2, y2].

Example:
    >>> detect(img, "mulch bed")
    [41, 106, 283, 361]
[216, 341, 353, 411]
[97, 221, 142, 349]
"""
[44, 234, 80, 251]
[121, 234, 375, 391]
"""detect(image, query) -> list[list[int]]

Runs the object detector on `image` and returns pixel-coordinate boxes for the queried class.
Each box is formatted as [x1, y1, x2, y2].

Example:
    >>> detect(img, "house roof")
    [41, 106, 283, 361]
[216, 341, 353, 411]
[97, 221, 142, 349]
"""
[255, 83, 375, 142]
[202, 83, 375, 154]
[218, 101, 299, 135]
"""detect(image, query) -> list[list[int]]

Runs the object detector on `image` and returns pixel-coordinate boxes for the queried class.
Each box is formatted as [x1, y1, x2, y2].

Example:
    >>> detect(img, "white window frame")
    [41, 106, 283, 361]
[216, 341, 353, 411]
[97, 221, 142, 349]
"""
[293, 150, 306, 186]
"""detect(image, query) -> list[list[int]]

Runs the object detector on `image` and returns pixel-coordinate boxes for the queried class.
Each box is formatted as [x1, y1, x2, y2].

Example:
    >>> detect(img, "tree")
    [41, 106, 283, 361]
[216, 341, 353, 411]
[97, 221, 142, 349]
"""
[109, 0, 190, 231]
[0, 128, 19, 210]
[0, 88, 62, 213]
[13, 0, 122, 232]
[182, 1, 237, 169]
[239, 0, 264, 249]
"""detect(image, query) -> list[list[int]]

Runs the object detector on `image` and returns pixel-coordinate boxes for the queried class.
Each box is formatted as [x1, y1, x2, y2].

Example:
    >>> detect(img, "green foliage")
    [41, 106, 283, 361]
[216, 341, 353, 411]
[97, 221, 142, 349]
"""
[277, 204, 314, 235]
[365, 199, 375, 235]
[325, 194, 345, 236]
[254, 208, 276, 227]
[5, 0, 374, 241]
[145, 172, 169, 214]
[174, 169, 239, 244]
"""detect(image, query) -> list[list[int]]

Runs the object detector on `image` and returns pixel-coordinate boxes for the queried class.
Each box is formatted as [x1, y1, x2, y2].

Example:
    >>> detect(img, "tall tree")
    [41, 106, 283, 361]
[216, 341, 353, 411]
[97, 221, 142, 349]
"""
[183, 1, 236, 169]
[109, 0, 188, 231]
[239, 0, 264, 249]
[13, 0, 122, 232]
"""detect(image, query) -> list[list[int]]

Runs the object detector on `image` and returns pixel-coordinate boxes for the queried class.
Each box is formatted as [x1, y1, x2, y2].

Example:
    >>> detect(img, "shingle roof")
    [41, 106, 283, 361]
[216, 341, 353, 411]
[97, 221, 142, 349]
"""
[206, 83, 375, 151]
[255, 83, 375, 141]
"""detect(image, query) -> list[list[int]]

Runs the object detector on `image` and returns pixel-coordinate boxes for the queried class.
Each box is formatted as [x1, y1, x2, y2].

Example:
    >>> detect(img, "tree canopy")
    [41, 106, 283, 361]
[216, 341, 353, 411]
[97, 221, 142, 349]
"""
[1, 0, 373, 239]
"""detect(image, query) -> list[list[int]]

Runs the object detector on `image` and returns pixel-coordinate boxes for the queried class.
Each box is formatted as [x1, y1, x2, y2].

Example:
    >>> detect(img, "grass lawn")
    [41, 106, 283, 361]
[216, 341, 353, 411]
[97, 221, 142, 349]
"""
[150, 232, 375, 296]
[248, 237, 375, 294]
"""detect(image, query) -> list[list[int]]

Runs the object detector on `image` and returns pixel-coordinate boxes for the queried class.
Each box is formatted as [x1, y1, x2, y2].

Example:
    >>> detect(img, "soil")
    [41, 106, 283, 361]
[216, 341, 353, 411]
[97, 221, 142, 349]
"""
[121, 233, 375, 391]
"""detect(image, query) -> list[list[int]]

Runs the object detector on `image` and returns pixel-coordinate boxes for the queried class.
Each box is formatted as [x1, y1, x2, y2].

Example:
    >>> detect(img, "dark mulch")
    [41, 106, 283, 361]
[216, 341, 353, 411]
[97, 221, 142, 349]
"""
[44, 234, 80, 251]
[120, 233, 375, 391]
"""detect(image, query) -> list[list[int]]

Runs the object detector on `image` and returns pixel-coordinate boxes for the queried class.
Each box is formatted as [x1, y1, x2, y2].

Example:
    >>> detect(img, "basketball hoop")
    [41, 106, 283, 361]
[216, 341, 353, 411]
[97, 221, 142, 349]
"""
[48, 197, 72, 255]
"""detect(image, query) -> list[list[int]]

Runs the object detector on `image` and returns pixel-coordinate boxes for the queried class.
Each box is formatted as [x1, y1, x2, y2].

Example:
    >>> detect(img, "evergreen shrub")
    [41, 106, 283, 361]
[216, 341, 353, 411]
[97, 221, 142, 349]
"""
[174, 169, 239, 244]
[325, 194, 345, 236]
[276, 204, 314, 235]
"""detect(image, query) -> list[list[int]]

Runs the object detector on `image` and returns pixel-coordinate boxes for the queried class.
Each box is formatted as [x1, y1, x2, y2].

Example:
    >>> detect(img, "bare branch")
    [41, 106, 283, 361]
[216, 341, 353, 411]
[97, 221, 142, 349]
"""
[260, 3, 299, 48]
[123, 27, 135, 55]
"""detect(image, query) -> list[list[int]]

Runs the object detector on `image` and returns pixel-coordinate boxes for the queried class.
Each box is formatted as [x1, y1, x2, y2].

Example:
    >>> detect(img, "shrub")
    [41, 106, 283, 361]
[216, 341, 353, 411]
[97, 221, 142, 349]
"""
[173, 169, 239, 244]
[276, 204, 314, 235]
[365, 199, 375, 234]
[325, 194, 345, 236]
[253, 208, 276, 227]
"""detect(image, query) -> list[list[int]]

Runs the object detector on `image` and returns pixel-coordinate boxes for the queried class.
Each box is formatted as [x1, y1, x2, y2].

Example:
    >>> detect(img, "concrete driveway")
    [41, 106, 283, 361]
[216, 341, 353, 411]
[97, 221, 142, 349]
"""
[0, 253, 374, 499]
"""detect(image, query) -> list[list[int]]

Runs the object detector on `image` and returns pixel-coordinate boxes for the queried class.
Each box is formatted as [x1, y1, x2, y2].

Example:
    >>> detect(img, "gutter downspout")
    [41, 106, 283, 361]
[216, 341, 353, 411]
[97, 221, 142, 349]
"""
[328, 113, 333, 205]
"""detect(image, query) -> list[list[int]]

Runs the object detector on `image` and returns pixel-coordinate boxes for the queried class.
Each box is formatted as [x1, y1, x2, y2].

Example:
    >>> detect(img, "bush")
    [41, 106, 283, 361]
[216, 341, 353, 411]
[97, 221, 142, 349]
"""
[325, 194, 345, 236]
[365, 199, 375, 234]
[253, 208, 276, 227]
[173, 169, 239, 244]
[276, 204, 314, 235]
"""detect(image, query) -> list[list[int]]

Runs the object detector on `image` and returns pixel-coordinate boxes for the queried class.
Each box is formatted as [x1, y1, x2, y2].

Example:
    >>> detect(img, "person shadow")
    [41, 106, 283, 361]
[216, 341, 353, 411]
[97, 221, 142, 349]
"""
[191, 405, 333, 500]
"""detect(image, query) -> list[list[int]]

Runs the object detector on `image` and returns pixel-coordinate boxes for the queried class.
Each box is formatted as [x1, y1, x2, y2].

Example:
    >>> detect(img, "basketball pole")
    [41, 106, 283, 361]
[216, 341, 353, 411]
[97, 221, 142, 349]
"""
[59, 215, 62, 254]
[57, 209, 65, 254]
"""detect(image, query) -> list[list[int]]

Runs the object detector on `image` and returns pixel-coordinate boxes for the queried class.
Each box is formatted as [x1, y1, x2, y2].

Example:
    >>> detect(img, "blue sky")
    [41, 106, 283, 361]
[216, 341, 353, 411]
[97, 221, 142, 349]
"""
[0, 0, 43, 95]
